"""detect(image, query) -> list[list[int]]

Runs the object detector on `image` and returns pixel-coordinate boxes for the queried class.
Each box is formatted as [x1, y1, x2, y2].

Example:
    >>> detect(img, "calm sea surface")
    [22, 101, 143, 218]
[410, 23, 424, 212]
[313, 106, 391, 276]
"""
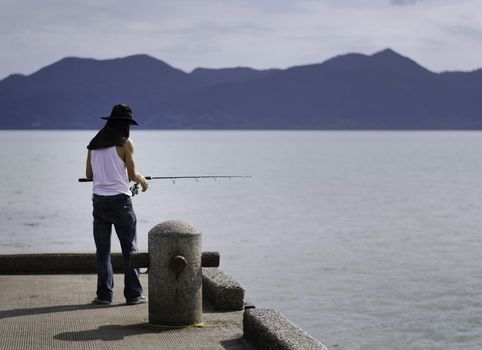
[1, 130, 482, 349]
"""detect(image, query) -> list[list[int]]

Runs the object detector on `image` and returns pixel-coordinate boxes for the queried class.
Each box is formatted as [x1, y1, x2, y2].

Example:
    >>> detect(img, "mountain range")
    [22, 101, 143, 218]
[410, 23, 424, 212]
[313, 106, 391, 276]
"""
[1, 49, 481, 129]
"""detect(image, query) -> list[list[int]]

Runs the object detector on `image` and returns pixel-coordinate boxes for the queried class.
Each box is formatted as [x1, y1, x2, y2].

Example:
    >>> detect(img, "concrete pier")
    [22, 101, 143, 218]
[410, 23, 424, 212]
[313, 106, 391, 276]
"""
[0, 220, 327, 349]
[0, 274, 252, 349]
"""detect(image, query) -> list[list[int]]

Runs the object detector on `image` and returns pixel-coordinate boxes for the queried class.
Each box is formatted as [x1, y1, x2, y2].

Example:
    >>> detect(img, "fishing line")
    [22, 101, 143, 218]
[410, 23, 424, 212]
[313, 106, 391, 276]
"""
[250, 176, 299, 214]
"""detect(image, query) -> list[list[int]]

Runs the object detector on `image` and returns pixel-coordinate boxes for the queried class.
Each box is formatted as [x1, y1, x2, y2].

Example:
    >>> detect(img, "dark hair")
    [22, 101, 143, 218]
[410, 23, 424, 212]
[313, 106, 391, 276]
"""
[106, 119, 130, 146]
[87, 119, 131, 150]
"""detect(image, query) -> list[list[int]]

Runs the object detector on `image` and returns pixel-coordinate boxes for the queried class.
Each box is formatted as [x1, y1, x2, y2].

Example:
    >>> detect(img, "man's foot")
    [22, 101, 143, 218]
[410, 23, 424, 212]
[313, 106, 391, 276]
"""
[92, 297, 112, 305]
[126, 296, 148, 305]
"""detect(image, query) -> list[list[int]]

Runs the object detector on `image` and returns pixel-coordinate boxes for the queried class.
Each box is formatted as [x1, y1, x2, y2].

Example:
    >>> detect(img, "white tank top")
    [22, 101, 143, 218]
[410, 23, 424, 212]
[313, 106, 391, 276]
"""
[91, 146, 131, 196]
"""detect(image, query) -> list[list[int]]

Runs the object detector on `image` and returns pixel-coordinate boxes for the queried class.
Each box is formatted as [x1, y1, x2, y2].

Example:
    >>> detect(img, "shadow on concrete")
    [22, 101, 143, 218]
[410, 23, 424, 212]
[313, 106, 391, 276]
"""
[220, 337, 253, 350]
[54, 323, 169, 342]
[202, 297, 237, 315]
[2, 298, 217, 320]
[55, 325, 254, 348]
[0, 302, 128, 320]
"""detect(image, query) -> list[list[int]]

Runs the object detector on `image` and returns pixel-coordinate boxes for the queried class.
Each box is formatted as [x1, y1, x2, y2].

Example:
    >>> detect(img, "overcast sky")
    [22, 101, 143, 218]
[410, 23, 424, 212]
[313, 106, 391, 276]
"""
[1, 0, 482, 79]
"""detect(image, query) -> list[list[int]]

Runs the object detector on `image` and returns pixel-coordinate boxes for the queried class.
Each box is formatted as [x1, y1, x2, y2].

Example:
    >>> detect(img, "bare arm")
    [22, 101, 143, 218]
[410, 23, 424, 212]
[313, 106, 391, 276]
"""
[125, 139, 149, 191]
[86, 150, 93, 179]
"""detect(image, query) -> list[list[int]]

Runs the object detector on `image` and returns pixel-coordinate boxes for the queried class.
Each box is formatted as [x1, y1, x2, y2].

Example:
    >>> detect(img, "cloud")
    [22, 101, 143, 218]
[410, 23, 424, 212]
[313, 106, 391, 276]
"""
[390, 0, 424, 5]
[0, 0, 482, 79]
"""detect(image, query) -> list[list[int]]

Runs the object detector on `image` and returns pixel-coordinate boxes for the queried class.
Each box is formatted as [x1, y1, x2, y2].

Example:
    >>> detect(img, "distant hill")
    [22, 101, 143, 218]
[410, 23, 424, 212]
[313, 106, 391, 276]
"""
[191, 67, 281, 86]
[1, 49, 481, 129]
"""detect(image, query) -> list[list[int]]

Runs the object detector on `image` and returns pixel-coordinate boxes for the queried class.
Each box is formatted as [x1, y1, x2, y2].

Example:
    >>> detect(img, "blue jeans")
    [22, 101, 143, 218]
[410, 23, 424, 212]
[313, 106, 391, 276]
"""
[92, 194, 143, 302]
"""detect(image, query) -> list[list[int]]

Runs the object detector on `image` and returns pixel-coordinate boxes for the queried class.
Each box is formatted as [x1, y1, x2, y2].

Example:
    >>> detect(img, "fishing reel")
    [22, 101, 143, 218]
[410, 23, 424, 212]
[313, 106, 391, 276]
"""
[130, 183, 140, 197]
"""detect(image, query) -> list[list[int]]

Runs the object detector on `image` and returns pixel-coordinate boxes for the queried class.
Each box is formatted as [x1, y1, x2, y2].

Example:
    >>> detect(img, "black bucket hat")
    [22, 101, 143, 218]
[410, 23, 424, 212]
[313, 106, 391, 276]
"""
[101, 104, 139, 125]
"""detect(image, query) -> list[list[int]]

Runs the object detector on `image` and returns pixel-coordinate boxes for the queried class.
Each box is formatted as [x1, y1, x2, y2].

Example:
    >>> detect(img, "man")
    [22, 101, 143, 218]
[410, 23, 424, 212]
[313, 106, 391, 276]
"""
[85, 104, 149, 305]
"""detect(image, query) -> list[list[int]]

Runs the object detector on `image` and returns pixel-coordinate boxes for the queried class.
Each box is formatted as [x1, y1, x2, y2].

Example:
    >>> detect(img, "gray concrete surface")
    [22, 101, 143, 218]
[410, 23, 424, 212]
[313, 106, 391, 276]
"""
[244, 308, 327, 350]
[0, 274, 253, 350]
[203, 267, 245, 311]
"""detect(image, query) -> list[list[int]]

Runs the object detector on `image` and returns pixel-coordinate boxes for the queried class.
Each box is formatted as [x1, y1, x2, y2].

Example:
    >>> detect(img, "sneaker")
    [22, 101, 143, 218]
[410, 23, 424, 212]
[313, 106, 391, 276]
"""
[126, 296, 148, 305]
[92, 297, 112, 305]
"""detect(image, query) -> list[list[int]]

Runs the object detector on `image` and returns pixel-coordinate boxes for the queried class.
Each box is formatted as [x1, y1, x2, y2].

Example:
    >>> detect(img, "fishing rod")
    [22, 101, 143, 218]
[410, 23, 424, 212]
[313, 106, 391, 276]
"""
[78, 175, 254, 196]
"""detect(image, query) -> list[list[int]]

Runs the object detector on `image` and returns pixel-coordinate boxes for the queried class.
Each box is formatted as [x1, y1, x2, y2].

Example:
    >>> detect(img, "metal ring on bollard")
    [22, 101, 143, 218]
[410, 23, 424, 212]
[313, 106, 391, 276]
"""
[170, 255, 187, 274]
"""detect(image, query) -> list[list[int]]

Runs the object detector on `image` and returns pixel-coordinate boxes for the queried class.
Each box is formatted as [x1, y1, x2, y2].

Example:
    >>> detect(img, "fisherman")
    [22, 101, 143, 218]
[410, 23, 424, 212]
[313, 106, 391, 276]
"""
[85, 104, 149, 305]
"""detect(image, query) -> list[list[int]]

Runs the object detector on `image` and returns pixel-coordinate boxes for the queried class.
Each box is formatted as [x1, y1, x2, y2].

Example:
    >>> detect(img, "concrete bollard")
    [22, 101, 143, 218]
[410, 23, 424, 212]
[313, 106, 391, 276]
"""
[148, 220, 203, 327]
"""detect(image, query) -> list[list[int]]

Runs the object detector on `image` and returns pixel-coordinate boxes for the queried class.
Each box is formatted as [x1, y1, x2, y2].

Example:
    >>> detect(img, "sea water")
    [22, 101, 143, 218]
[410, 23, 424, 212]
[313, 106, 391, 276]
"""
[1, 130, 482, 350]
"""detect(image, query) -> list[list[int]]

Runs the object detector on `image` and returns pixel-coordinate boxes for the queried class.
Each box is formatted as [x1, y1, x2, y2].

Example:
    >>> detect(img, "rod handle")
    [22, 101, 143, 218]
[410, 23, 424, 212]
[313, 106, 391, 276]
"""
[78, 178, 93, 182]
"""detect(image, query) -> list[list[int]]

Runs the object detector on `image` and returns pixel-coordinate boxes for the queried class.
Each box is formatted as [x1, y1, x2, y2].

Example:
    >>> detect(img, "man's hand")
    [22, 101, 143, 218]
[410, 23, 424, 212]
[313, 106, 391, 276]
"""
[138, 176, 149, 192]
